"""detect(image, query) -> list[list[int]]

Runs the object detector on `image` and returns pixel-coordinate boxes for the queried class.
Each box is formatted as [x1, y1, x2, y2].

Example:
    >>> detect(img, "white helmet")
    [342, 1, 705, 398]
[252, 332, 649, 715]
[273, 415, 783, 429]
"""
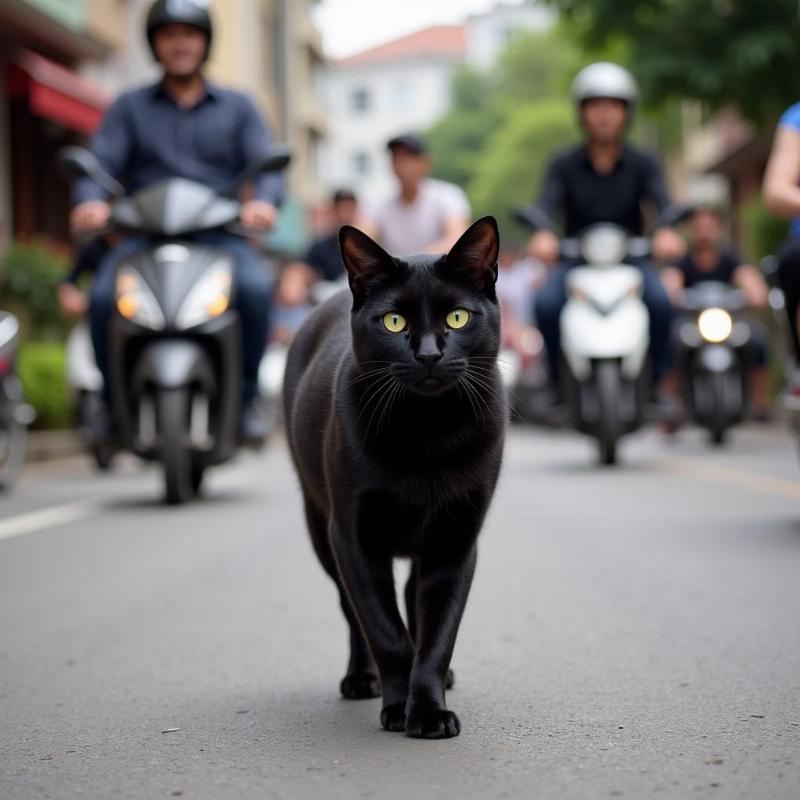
[571, 62, 639, 117]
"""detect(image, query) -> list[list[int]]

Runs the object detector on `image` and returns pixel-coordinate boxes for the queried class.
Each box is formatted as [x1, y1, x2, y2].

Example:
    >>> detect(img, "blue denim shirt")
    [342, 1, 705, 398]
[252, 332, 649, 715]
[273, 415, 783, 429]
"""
[780, 102, 800, 239]
[73, 80, 284, 207]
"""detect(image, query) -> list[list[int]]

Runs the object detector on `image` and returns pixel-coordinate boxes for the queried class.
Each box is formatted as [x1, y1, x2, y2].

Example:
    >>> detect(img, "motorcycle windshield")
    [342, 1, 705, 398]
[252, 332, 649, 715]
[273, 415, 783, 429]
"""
[112, 179, 240, 236]
[683, 281, 745, 312]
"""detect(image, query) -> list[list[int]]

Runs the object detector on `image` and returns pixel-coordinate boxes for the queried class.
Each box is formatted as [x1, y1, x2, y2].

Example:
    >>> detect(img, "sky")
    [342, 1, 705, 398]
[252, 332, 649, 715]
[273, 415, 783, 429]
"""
[312, 0, 527, 58]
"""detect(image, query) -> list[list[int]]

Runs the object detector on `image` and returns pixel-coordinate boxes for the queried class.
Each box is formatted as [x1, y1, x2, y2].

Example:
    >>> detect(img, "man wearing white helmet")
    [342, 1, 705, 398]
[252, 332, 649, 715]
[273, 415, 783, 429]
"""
[531, 62, 685, 397]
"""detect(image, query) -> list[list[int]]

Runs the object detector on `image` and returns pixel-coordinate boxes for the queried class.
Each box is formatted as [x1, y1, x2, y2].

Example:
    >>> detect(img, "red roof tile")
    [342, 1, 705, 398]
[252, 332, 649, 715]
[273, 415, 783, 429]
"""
[337, 25, 466, 66]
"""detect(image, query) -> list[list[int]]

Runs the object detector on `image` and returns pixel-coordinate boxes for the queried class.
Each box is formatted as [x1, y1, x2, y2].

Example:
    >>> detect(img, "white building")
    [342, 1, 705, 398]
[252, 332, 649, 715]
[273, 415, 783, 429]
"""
[317, 2, 554, 207]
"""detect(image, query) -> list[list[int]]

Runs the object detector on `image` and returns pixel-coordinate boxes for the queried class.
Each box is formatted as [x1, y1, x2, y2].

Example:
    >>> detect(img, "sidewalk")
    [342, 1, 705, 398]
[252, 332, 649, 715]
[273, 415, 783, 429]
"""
[26, 430, 83, 463]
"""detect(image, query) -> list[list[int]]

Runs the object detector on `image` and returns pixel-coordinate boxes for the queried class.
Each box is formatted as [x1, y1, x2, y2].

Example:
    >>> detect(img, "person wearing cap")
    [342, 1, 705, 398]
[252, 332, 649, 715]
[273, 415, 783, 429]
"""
[531, 62, 684, 400]
[362, 134, 470, 256]
[273, 188, 360, 334]
[305, 188, 360, 282]
[68, 0, 284, 441]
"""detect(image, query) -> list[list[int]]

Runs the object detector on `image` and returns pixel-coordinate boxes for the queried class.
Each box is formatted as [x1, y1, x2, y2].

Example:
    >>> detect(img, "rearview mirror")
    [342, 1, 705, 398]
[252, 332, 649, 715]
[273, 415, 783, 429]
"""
[513, 206, 558, 234]
[57, 146, 124, 198]
[229, 145, 292, 196]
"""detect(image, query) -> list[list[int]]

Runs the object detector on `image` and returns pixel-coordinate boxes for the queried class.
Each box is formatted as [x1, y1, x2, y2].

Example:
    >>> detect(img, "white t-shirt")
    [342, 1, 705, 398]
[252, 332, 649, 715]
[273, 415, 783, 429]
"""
[370, 178, 471, 257]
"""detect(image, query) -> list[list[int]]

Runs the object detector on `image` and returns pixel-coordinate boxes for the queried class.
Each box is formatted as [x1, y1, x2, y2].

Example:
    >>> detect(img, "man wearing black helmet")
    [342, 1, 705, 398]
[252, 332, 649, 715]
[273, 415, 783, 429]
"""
[531, 63, 684, 401]
[69, 0, 283, 441]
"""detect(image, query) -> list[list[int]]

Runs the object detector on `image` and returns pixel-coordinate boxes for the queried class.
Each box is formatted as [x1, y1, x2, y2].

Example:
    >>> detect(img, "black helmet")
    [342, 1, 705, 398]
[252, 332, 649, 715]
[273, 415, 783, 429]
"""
[146, 0, 213, 58]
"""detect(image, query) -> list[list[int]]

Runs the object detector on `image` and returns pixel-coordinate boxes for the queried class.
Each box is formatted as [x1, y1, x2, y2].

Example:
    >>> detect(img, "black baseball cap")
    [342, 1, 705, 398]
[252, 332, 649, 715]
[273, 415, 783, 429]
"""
[387, 133, 427, 155]
[332, 188, 357, 204]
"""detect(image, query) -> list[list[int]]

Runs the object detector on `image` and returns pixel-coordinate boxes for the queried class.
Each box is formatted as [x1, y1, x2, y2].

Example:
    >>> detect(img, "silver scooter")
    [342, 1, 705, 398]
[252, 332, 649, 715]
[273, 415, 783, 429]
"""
[59, 145, 291, 504]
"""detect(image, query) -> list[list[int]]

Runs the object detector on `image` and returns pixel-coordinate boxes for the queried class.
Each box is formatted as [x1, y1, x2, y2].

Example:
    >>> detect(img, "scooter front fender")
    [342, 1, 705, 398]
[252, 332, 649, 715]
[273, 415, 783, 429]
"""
[132, 340, 215, 393]
[561, 298, 649, 381]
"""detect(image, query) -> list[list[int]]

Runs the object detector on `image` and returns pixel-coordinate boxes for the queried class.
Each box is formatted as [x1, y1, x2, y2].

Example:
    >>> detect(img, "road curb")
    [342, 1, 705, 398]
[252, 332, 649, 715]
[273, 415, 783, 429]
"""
[26, 430, 83, 463]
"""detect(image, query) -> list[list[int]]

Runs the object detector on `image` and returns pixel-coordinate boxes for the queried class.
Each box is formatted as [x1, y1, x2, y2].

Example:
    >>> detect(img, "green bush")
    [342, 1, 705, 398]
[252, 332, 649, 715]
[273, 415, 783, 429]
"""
[0, 239, 70, 340]
[17, 342, 72, 430]
[740, 196, 789, 262]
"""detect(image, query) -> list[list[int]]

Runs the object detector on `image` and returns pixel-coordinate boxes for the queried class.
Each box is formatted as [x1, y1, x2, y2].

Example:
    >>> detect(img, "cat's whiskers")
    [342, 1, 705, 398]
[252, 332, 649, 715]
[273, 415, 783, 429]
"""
[467, 355, 515, 369]
[355, 373, 398, 429]
[456, 376, 481, 421]
[376, 379, 405, 433]
[349, 365, 391, 387]
[365, 375, 401, 435]
[464, 365, 524, 423]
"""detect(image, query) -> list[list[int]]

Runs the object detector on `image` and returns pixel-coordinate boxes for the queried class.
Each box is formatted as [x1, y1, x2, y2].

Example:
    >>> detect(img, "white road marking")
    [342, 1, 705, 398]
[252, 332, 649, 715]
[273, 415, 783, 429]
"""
[0, 501, 102, 542]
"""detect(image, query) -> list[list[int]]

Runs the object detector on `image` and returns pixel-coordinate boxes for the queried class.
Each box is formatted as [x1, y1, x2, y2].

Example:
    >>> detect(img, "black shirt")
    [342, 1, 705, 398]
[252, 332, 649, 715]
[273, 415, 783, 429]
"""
[538, 144, 672, 236]
[306, 233, 345, 282]
[678, 248, 742, 288]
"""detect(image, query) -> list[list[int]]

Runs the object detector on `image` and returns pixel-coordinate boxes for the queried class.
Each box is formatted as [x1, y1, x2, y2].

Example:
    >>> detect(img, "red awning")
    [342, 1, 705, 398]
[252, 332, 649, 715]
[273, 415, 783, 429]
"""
[7, 49, 109, 136]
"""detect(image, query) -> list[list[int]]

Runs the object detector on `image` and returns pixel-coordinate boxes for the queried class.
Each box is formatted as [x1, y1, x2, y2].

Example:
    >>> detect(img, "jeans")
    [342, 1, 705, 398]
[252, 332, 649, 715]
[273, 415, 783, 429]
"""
[533, 259, 673, 384]
[89, 232, 271, 408]
[776, 238, 800, 362]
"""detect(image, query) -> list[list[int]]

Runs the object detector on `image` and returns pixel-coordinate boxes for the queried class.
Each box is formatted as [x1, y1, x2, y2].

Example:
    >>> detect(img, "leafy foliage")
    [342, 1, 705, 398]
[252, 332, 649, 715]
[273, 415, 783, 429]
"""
[543, 0, 800, 124]
[0, 239, 70, 340]
[17, 342, 72, 430]
[470, 101, 575, 238]
[427, 29, 583, 244]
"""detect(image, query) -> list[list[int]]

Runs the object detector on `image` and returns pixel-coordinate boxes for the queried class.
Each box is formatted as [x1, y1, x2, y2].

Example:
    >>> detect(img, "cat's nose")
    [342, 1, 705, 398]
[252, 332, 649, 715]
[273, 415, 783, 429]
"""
[416, 351, 442, 368]
[415, 334, 442, 368]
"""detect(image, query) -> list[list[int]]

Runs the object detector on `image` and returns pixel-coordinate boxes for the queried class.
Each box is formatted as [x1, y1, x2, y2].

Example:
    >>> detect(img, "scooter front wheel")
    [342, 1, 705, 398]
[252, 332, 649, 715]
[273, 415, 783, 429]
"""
[157, 388, 193, 505]
[595, 360, 621, 466]
[708, 372, 729, 446]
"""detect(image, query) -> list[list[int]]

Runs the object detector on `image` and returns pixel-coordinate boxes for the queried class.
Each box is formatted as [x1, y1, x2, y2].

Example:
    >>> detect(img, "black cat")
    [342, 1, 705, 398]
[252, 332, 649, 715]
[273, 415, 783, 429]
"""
[283, 217, 505, 739]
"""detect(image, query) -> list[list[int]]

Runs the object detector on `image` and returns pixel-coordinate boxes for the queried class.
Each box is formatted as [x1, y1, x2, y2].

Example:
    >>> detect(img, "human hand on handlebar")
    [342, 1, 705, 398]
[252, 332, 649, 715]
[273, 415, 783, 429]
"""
[240, 200, 278, 231]
[70, 201, 111, 234]
[527, 230, 560, 265]
[58, 283, 89, 317]
[652, 227, 686, 263]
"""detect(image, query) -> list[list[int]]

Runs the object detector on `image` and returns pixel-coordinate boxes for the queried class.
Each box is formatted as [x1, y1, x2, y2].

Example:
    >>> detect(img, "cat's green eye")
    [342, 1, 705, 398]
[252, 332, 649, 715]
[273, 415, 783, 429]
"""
[446, 308, 470, 330]
[383, 312, 407, 333]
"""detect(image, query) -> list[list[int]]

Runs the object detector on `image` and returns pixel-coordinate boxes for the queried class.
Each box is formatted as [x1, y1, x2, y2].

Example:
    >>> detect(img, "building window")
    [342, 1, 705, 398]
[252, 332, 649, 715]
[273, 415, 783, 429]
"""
[391, 79, 414, 112]
[352, 151, 371, 176]
[350, 88, 371, 113]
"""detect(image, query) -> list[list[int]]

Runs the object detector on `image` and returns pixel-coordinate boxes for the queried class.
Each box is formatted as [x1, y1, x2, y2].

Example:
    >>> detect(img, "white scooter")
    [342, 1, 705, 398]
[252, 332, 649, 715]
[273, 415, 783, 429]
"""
[517, 209, 652, 464]
[561, 225, 651, 464]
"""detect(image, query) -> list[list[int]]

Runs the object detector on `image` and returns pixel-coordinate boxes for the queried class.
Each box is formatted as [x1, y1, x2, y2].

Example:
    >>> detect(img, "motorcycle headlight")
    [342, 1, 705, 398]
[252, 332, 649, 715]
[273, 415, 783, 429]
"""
[116, 267, 165, 330]
[176, 263, 233, 330]
[580, 228, 628, 265]
[697, 307, 733, 343]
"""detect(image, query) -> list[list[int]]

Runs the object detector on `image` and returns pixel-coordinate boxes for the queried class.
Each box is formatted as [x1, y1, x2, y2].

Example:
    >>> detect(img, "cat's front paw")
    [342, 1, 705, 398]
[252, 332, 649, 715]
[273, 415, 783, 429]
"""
[380, 703, 406, 732]
[340, 672, 381, 699]
[405, 707, 461, 739]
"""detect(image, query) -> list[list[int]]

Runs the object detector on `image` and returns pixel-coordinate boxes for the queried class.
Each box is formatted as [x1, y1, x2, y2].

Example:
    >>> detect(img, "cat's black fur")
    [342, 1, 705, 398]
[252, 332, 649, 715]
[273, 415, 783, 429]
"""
[283, 217, 505, 739]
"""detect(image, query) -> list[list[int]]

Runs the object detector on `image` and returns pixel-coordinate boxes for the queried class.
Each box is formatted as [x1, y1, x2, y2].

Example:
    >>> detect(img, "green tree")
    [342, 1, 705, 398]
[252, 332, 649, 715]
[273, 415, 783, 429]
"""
[470, 101, 575, 240]
[427, 29, 582, 244]
[543, 0, 800, 124]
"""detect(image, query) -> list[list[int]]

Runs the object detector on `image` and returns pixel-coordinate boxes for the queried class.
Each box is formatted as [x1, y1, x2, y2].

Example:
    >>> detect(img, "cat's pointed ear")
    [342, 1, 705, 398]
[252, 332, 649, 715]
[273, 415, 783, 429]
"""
[444, 216, 500, 293]
[339, 225, 396, 301]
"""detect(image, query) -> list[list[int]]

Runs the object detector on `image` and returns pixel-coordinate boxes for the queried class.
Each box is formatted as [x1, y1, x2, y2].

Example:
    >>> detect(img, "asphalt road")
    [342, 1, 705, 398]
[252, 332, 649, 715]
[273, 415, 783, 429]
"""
[1, 424, 799, 800]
